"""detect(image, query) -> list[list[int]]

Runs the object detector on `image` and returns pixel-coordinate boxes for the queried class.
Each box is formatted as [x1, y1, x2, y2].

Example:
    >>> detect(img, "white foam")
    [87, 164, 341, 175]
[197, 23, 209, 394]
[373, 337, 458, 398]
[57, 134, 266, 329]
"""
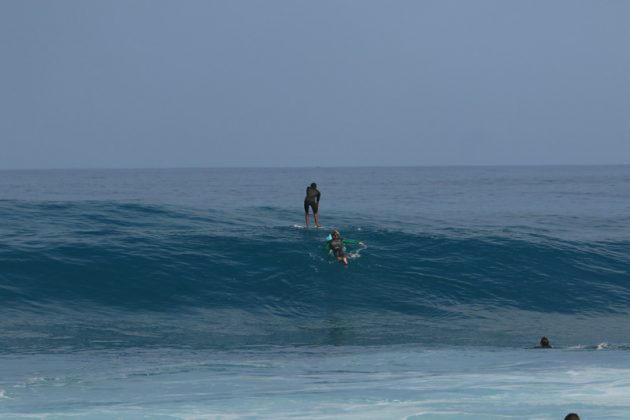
[2, 347, 630, 418]
[348, 242, 368, 260]
[293, 224, 327, 229]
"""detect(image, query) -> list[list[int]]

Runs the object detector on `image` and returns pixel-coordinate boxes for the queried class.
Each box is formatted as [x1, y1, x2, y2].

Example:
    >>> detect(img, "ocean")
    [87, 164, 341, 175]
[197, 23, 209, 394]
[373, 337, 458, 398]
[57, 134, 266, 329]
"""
[0, 166, 629, 419]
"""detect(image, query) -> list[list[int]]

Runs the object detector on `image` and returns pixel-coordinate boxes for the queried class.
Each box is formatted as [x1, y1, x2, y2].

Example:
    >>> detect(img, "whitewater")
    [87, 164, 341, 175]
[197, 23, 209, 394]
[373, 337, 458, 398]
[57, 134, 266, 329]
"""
[1, 166, 629, 418]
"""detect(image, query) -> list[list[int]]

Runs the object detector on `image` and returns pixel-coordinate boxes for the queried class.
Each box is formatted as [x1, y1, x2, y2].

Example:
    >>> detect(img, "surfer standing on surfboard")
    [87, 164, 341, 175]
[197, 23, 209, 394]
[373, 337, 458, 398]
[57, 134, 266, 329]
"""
[304, 182, 320, 227]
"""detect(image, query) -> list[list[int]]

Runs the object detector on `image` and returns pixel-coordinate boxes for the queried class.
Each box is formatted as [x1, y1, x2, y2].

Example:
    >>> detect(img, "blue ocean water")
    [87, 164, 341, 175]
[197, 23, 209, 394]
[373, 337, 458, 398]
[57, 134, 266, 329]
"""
[1, 166, 629, 418]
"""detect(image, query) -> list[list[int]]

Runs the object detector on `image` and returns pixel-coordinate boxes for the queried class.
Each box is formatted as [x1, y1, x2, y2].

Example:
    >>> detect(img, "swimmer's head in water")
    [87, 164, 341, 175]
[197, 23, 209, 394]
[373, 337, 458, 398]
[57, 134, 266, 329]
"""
[540, 336, 551, 348]
[311, 183, 317, 189]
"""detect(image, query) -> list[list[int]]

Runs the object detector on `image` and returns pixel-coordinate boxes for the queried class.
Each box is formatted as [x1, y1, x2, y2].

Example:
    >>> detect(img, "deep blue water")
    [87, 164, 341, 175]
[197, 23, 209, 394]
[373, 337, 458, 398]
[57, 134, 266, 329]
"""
[1, 166, 629, 418]
[1, 166, 629, 352]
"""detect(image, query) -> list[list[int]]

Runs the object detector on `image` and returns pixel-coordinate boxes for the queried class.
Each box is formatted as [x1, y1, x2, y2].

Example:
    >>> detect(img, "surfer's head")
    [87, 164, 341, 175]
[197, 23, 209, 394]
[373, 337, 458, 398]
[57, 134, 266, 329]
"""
[564, 414, 580, 420]
[311, 183, 317, 189]
[331, 230, 340, 239]
[540, 336, 551, 348]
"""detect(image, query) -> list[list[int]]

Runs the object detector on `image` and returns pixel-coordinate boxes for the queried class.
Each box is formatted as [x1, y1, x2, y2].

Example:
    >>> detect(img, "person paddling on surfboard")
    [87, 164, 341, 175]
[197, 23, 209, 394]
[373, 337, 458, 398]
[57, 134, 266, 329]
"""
[304, 182, 321, 227]
[325, 230, 361, 266]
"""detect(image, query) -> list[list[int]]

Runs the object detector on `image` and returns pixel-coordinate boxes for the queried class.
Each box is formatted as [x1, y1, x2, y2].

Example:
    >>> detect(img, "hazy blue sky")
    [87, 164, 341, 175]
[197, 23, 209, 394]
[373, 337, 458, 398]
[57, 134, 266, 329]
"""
[1, 1, 629, 168]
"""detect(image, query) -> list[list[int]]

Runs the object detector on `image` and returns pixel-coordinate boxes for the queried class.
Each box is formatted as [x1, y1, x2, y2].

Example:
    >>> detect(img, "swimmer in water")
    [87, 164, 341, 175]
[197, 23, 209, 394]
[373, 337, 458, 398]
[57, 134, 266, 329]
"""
[539, 336, 552, 348]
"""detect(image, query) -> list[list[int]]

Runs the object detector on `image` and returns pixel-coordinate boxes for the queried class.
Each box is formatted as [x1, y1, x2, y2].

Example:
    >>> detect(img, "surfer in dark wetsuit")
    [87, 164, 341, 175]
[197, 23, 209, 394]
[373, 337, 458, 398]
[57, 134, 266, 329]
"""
[327, 230, 347, 265]
[325, 230, 361, 266]
[304, 182, 320, 227]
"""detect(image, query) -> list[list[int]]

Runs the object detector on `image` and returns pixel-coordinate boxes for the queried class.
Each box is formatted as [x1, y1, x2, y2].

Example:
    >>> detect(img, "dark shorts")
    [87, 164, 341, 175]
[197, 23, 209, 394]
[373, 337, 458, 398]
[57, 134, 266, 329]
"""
[332, 246, 345, 258]
[304, 200, 318, 214]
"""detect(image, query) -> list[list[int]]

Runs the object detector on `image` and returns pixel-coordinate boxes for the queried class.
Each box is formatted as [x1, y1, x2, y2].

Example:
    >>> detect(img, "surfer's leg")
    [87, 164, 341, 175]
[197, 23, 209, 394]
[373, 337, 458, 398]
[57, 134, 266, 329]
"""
[313, 203, 319, 227]
[304, 201, 310, 227]
[333, 248, 347, 265]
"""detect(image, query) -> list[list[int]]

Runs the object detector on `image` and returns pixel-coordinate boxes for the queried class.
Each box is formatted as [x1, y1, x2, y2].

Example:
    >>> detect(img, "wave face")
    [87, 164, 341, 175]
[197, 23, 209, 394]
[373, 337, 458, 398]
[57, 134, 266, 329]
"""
[1, 167, 629, 351]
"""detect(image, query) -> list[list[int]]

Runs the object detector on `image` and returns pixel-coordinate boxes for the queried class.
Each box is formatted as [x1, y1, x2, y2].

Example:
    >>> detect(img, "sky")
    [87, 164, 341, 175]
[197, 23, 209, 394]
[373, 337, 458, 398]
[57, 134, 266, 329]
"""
[1, 0, 629, 169]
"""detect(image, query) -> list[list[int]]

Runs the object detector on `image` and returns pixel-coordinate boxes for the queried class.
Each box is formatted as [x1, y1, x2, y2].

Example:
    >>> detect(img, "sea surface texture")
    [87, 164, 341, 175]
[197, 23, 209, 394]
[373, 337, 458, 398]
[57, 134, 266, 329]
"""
[1, 166, 629, 418]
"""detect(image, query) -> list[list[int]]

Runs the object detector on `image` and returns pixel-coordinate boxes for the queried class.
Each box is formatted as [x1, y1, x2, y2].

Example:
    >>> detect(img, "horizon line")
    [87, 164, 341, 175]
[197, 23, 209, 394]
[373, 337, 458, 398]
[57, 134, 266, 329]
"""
[1, 162, 630, 171]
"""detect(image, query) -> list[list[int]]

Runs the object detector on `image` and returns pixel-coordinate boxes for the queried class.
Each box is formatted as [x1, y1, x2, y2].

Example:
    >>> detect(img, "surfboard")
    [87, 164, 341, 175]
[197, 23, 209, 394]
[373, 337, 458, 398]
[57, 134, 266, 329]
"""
[293, 224, 326, 229]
